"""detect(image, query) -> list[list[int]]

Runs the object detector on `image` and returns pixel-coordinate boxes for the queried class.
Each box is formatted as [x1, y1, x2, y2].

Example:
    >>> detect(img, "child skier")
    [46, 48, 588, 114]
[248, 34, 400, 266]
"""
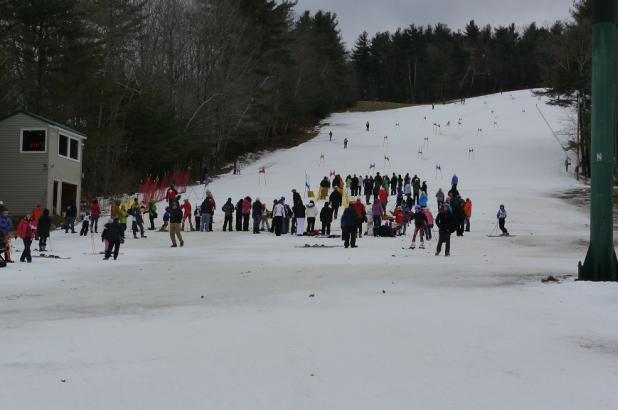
[410, 205, 427, 249]
[497, 205, 509, 236]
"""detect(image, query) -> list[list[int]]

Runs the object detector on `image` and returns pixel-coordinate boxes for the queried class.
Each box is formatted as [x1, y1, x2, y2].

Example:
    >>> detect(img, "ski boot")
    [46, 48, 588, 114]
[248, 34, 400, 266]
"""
[419, 243, 425, 249]
[409, 242, 416, 249]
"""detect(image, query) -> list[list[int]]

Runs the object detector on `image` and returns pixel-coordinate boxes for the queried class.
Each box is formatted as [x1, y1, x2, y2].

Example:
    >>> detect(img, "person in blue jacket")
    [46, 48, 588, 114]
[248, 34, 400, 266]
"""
[451, 174, 459, 190]
[0, 208, 14, 263]
[340, 203, 358, 248]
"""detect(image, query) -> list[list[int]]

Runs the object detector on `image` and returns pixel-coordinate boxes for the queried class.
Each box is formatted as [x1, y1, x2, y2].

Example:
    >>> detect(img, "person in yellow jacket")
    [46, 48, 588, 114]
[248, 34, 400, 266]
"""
[118, 205, 129, 239]
[464, 198, 472, 232]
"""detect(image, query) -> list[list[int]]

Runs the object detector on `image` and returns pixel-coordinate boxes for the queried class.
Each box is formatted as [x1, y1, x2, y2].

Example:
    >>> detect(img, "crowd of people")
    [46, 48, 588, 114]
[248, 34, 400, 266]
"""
[0, 171, 511, 265]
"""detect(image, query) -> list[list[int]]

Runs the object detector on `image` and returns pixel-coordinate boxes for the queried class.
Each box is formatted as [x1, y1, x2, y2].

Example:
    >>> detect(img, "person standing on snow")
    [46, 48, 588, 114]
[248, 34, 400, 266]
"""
[390, 173, 398, 196]
[423, 207, 434, 240]
[319, 202, 333, 235]
[102, 218, 123, 260]
[364, 176, 373, 205]
[371, 200, 383, 236]
[251, 198, 262, 234]
[329, 130, 333, 141]
[0, 208, 13, 263]
[343, 138, 348, 149]
[306, 200, 318, 233]
[329, 188, 342, 219]
[409, 205, 427, 249]
[169, 202, 184, 247]
[90, 199, 101, 233]
[147, 199, 158, 231]
[435, 204, 453, 256]
[159, 207, 170, 232]
[319, 177, 330, 200]
[365, 121, 370, 131]
[64, 203, 77, 234]
[37, 209, 51, 252]
[222, 198, 235, 231]
[341, 203, 358, 248]
[451, 174, 459, 191]
[181, 199, 194, 231]
[412, 176, 421, 205]
[353, 198, 366, 238]
[235, 198, 244, 231]
[272, 200, 285, 236]
[497, 205, 509, 236]
[378, 187, 388, 215]
[260, 203, 271, 232]
[292, 199, 306, 236]
[16, 215, 35, 263]
[242, 197, 252, 232]
[464, 198, 472, 232]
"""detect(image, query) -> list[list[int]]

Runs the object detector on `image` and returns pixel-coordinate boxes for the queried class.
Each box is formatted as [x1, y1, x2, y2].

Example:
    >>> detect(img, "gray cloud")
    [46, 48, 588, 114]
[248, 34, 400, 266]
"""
[295, 0, 574, 48]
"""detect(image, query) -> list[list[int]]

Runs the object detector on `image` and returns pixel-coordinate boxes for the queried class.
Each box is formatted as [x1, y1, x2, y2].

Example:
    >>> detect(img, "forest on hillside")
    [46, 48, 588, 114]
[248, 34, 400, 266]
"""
[0, 0, 600, 194]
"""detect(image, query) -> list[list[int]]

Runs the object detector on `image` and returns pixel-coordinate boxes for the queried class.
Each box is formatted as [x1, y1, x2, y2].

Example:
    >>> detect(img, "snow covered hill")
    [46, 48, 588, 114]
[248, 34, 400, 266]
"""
[2, 90, 618, 410]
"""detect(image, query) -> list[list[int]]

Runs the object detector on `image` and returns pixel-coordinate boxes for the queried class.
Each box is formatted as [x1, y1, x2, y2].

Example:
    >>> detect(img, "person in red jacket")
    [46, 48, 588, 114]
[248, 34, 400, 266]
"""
[16, 215, 36, 263]
[181, 199, 194, 231]
[352, 198, 366, 238]
[90, 199, 102, 233]
[390, 207, 405, 236]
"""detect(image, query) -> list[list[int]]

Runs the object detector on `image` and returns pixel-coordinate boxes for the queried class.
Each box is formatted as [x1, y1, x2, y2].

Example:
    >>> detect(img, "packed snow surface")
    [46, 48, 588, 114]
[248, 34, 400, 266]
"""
[2, 90, 618, 410]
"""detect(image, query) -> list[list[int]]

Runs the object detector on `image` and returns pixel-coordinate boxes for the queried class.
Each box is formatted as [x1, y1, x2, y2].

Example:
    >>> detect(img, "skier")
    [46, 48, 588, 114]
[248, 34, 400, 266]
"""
[565, 157, 571, 173]
[222, 198, 235, 231]
[319, 202, 333, 235]
[343, 138, 348, 149]
[306, 200, 318, 233]
[436, 188, 445, 209]
[16, 215, 35, 263]
[435, 204, 453, 256]
[329, 131, 333, 141]
[102, 218, 123, 260]
[130, 200, 146, 238]
[341, 203, 358, 248]
[37, 209, 51, 252]
[364, 176, 373, 205]
[159, 207, 170, 232]
[423, 207, 434, 240]
[166, 185, 178, 207]
[329, 188, 342, 219]
[118, 205, 128, 237]
[351, 175, 359, 197]
[252, 198, 262, 234]
[497, 205, 509, 236]
[378, 188, 388, 215]
[147, 199, 158, 230]
[79, 211, 90, 236]
[464, 198, 472, 232]
[409, 205, 427, 249]
[181, 199, 194, 231]
[451, 174, 459, 191]
[390, 173, 398, 196]
[272, 200, 285, 236]
[371, 200, 383, 236]
[90, 199, 101, 233]
[365, 121, 370, 131]
[412, 175, 421, 205]
[169, 202, 184, 247]
[292, 199, 306, 236]
[421, 181, 428, 194]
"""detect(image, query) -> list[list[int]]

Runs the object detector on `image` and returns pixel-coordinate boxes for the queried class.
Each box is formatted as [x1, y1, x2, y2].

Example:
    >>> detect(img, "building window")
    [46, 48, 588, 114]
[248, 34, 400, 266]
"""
[58, 133, 80, 161]
[21, 129, 47, 153]
[59, 134, 68, 156]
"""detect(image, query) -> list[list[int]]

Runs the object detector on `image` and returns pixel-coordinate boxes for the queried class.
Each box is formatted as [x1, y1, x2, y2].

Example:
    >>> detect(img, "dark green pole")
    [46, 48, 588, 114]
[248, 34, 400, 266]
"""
[579, 0, 618, 281]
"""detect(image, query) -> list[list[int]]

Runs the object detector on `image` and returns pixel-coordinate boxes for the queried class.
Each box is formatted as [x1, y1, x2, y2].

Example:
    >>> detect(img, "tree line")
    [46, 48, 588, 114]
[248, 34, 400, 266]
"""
[0, 0, 353, 195]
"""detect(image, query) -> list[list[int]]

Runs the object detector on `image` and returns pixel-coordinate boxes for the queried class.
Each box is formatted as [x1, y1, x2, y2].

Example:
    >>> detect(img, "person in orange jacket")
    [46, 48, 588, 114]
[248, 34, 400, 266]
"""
[16, 214, 36, 263]
[390, 206, 405, 236]
[32, 204, 43, 239]
[378, 188, 388, 216]
[352, 198, 366, 238]
[464, 198, 472, 232]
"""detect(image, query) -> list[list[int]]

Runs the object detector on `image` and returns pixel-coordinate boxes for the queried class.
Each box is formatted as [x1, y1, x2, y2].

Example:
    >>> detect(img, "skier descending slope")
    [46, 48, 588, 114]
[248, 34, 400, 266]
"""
[497, 205, 509, 236]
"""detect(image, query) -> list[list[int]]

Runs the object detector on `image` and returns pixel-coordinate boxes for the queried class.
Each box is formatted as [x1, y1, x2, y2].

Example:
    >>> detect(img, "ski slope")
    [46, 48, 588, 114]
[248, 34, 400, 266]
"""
[2, 90, 618, 410]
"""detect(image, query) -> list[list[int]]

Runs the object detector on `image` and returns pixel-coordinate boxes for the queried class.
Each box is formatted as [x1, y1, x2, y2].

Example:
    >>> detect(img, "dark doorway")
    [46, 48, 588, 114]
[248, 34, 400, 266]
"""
[61, 182, 77, 214]
[53, 181, 59, 215]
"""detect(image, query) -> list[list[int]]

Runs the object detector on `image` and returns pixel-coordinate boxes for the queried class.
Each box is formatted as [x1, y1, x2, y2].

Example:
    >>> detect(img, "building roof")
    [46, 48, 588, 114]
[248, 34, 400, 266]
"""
[0, 110, 87, 139]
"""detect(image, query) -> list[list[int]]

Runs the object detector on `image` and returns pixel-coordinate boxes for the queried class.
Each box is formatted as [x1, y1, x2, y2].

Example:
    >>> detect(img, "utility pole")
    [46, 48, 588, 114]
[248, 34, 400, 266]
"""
[579, 0, 618, 281]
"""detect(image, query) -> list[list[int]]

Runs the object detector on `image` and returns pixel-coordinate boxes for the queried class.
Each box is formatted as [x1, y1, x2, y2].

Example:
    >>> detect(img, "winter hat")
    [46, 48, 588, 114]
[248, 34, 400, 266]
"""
[415, 205, 421, 211]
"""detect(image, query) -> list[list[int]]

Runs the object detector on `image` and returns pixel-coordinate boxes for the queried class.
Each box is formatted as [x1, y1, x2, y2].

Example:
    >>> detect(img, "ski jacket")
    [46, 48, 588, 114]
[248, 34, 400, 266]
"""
[340, 207, 358, 228]
[32, 207, 43, 223]
[66, 205, 77, 218]
[0, 215, 13, 234]
[404, 183, 412, 195]
[118, 208, 128, 224]
[90, 203, 101, 218]
[497, 208, 507, 219]
[451, 175, 459, 186]
[378, 189, 388, 205]
[292, 191, 302, 204]
[464, 201, 472, 218]
[37, 214, 51, 237]
[201, 198, 215, 214]
[242, 199, 252, 215]
[421, 182, 428, 193]
[222, 201, 235, 215]
[412, 179, 421, 193]
[102, 221, 123, 242]
[371, 202, 383, 217]
[148, 201, 157, 217]
[435, 211, 454, 233]
[320, 178, 330, 188]
[163, 211, 170, 222]
[412, 211, 427, 228]
[392, 210, 405, 225]
[235, 200, 244, 214]
[419, 193, 428, 208]
[329, 189, 342, 207]
[306, 204, 318, 218]
[436, 189, 445, 202]
[252, 201, 262, 218]
[182, 202, 192, 217]
[293, 203, 306, 218]
[273, 203, 285, 217]
[16, 219, 35, 240]
[320, 206, 333, 223]
[353, 201, 366, 220]
[170, 208, 183, 224]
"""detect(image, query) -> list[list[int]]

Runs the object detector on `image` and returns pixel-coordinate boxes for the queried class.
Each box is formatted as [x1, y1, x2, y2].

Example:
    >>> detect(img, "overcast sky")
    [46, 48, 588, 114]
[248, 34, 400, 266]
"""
[295, 0, 575, 48]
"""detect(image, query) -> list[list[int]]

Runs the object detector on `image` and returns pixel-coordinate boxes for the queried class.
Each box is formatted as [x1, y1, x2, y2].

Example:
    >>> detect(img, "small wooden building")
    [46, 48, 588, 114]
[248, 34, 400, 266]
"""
[0, 111, 87, 216]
